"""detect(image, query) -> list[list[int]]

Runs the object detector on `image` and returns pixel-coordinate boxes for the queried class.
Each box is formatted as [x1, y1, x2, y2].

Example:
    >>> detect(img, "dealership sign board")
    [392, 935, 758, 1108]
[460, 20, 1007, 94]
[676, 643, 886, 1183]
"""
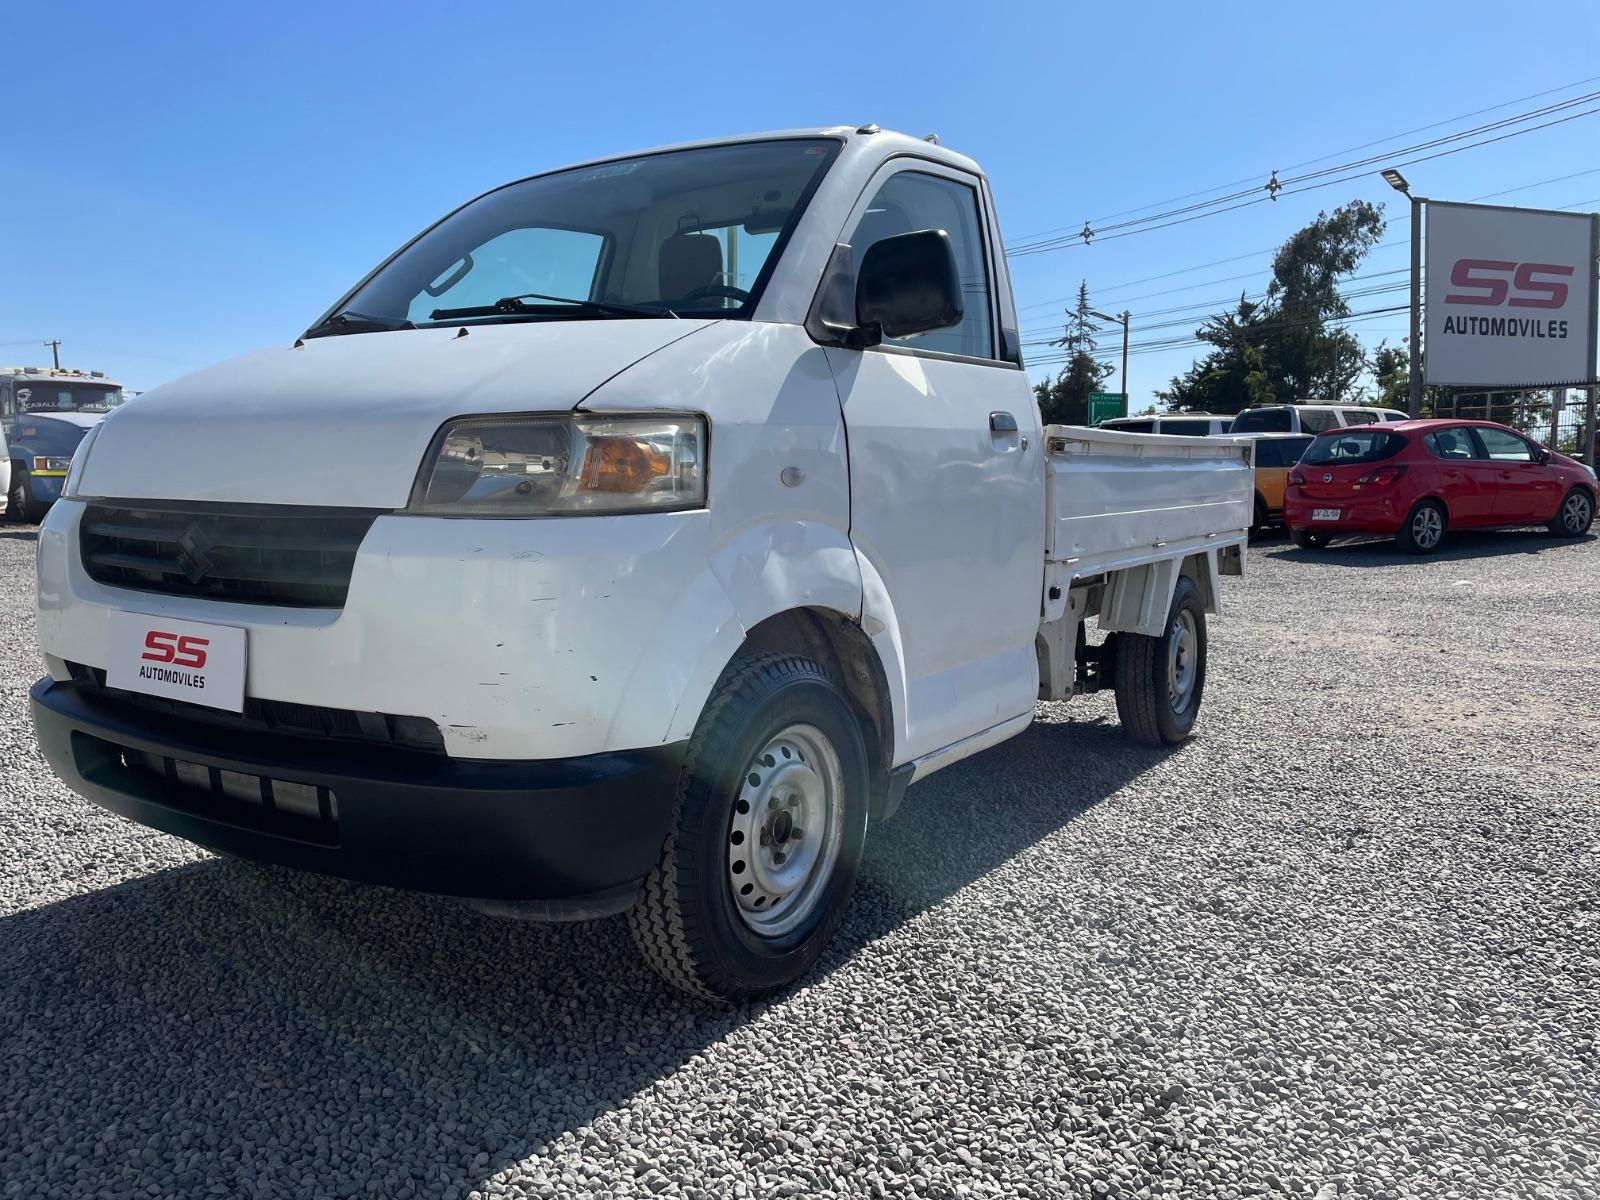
[1424, 200, 1598, 388]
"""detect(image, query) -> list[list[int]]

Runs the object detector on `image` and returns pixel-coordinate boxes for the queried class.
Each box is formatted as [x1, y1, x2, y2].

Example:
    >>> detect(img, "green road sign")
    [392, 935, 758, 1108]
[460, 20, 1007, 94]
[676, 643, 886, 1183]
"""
[1087, 392, 1127, 424]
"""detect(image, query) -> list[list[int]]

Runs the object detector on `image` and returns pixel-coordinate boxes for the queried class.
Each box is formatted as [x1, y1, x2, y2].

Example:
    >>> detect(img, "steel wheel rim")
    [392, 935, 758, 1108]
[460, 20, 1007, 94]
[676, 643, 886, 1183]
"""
[1167, 609, 1198, 714]
[1413, 506, 1442, 549]
[727, 723, 844, 938]
[1564, 493, 1590, 532]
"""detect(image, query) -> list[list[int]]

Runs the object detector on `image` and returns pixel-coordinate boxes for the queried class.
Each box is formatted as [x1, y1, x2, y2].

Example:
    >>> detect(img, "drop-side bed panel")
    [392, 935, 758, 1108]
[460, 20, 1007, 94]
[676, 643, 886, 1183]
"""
[1044, 426, 1253, 564]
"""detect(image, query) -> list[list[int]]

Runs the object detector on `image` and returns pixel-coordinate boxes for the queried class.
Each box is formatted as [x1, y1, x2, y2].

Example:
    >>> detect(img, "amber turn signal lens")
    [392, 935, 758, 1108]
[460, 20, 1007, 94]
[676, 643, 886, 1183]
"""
[580, 436, 671, 493]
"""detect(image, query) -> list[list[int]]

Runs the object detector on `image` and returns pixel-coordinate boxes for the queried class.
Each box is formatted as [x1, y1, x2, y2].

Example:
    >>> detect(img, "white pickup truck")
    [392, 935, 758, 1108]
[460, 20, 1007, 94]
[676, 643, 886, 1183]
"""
[32, 126, 1250, 999]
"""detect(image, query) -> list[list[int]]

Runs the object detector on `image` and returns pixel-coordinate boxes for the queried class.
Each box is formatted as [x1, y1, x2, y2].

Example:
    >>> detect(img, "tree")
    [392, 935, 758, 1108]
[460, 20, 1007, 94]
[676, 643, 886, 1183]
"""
[1034, 281, 1114, 425]
[1157, 295, 1274, 415]
[1370, 341, 1409, 409]
[1156, 200, 1387, 413]
[1265, 200, 1384, 401]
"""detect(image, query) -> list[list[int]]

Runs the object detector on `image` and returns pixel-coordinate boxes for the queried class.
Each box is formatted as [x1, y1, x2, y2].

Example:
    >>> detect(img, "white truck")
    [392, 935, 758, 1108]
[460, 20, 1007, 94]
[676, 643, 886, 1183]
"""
[32, 126, 1250, 999]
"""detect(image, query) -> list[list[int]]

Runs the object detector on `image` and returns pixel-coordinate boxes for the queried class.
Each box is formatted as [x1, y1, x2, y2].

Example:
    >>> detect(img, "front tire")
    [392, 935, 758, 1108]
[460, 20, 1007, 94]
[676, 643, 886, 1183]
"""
[1548, 487, 1595, 537]
[630, 652, 870, 1001]
[9, 470, 46, 524]
[1113, 576, 1207, 746]
[1397, 499, 1446, 555]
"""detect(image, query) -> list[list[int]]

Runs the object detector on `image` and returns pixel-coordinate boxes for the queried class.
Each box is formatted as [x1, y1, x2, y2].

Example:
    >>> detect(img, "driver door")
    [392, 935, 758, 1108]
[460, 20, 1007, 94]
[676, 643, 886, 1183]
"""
[824, 162, 1043, 764]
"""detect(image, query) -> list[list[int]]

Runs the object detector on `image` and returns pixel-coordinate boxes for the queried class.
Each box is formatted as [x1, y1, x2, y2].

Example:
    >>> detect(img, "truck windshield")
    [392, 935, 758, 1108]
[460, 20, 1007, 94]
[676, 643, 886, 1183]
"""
[324, 138, 842, 334]
[14, 383, 123, 412]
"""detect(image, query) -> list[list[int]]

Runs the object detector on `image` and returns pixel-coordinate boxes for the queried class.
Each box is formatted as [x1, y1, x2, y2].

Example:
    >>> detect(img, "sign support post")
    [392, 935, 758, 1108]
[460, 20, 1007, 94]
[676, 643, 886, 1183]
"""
[1408, 194, 1425, 418]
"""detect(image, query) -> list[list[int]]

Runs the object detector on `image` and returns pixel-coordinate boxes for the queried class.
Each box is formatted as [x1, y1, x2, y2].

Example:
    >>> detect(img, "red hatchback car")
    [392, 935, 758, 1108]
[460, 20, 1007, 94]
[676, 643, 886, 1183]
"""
[1283, 419, 1597, 554]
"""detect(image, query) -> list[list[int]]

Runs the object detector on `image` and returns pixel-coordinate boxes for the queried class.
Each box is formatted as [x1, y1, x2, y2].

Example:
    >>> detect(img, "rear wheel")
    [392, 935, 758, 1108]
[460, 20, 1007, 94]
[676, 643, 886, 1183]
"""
[1290, 528, 1331, 549]
[1548, 487, 1594, 537]
[630, 652, 870, 1001]
[1397, 499, 1446, 555]
[1113, 576, 1207, 746]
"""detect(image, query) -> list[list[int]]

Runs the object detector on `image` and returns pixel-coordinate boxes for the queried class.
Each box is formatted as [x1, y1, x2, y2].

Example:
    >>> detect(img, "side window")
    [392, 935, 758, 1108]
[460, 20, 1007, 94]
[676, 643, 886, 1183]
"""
[0, 382, 11, 419]
[1423, 428, 1480, 460]
[1342, 409, 1379, 425]
[1299, 409, 1339, 433]
[407, 227, 607, 323]
[850, 171, 994, 360]
[1253, 441, 1281, 468]
[1161, 419, 1213, 436]
[1473, 427, 1535, 462]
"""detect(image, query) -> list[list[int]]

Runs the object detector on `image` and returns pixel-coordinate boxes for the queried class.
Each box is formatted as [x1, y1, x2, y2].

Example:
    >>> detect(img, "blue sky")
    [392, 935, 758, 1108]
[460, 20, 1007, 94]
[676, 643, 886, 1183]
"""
[5, 1, 1599, 412]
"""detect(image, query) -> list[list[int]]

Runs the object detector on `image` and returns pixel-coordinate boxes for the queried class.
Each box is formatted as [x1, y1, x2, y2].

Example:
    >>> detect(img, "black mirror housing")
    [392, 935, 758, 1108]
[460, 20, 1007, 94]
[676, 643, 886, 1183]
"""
[854, 229, 964, 344]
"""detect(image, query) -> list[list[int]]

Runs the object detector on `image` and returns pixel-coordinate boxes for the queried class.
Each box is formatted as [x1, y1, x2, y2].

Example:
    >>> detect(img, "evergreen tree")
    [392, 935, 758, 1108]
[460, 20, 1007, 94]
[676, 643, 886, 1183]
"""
[1034, 281, 1115, 425]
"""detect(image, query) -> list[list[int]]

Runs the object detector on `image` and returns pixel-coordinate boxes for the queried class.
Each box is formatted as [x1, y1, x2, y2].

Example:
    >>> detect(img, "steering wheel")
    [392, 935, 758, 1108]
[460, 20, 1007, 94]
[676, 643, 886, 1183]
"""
[680, 284, 751, 305]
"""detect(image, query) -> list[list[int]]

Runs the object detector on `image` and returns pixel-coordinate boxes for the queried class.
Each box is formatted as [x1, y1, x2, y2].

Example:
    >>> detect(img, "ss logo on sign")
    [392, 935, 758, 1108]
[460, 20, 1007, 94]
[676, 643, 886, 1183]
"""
[1444, 259, 1574, 309]
[142, 630, 210, 669]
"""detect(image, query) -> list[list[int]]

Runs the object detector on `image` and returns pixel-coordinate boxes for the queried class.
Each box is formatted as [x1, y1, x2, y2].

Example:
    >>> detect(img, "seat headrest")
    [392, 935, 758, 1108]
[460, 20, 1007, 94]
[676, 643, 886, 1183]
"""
[659, 233, 724, 301]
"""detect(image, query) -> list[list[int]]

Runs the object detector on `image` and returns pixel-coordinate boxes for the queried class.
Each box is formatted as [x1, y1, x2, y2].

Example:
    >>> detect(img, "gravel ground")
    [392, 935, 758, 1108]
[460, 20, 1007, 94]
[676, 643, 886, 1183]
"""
[2, 519, 1598, 1200]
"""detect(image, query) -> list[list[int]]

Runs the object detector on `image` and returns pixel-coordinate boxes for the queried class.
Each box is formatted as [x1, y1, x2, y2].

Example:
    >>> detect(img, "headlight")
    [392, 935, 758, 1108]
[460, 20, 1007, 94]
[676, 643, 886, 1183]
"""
[408, 413, 707, 517]
[60, 423, 103, 499]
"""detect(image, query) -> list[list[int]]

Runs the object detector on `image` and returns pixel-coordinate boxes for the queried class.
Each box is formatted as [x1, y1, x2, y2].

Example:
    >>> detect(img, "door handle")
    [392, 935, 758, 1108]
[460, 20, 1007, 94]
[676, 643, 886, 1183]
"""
[989, 411, 1018, 434]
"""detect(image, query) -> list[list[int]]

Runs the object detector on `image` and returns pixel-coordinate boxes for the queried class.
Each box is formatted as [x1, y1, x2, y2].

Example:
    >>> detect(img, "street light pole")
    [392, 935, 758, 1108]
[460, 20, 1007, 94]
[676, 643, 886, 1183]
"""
[1407, 193, 1424, 418]
[1090, 310, 1131, 405]
[1382, 168, 1424, 418]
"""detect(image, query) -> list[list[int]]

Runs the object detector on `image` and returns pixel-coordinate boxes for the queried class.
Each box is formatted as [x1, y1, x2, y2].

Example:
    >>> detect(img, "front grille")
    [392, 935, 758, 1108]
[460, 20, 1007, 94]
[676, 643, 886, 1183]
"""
[66, 662, 446, 754]
[80, 501, 382, 608]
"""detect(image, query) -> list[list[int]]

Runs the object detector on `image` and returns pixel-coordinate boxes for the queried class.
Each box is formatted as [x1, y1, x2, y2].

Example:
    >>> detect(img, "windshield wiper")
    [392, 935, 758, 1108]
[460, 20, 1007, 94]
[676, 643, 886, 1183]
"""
[303, 310, 416, 339]
[429, 293, 677, 321]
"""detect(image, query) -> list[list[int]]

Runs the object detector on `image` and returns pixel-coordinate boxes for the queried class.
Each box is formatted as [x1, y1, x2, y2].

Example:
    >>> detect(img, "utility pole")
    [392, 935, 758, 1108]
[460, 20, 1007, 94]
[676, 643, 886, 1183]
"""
[1090, 309, 1131, 406]
[44, 339, 61, 370]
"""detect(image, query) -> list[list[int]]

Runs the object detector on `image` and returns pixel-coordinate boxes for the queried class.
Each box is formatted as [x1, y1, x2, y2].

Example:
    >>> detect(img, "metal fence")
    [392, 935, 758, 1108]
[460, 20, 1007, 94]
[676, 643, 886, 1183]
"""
[1424, 388, 1598, 463]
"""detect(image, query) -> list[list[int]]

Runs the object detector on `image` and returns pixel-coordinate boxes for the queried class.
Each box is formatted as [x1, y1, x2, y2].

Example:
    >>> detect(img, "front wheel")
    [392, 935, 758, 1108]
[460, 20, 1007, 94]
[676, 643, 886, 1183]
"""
[7, 469, 38, 523]
[1113, 576, 1207, 746]
[630, 652, 870, 1001]
[1548, 487, 1595, 537]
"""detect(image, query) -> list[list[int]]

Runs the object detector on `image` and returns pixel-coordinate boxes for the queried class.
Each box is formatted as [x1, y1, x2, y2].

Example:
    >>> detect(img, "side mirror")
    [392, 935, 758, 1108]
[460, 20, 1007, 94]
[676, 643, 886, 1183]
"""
[853, 229, 963, 346]
[1535, 446, 1551, 464]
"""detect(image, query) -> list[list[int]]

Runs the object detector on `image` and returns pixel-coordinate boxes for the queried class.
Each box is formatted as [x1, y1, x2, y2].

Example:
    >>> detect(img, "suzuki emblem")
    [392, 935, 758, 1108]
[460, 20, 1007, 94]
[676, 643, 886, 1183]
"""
[174, 524, 217, 584]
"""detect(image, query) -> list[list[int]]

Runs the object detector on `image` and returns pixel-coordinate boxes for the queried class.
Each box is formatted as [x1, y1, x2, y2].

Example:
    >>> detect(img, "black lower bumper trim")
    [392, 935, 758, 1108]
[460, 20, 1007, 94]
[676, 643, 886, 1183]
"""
[31, 677, 685, 904]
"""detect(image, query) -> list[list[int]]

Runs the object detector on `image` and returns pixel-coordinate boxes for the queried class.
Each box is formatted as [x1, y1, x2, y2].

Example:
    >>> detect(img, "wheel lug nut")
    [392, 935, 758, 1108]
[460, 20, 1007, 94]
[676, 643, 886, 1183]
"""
[790, 827, 803, 841]
[773, 852, 786, 866]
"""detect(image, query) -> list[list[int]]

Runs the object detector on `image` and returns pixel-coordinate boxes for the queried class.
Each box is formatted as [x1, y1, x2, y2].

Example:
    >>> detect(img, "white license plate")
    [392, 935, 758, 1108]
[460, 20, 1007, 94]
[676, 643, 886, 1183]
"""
[105, 611, 247, 712]
[1312, 508, 1342, 522]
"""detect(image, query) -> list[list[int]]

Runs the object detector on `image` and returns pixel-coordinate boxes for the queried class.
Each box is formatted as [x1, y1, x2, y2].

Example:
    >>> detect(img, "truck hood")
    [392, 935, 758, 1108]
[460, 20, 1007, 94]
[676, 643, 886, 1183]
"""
[77, 320, 715, 508]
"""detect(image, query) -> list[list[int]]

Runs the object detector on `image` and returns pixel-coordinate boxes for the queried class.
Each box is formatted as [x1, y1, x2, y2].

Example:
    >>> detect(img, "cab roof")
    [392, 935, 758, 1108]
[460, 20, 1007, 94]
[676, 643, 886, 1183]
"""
[538, 125, 983, 179]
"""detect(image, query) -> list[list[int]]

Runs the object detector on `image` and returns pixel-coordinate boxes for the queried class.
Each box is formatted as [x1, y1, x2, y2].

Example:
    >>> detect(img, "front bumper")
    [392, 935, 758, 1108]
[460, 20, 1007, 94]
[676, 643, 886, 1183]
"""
[32, 677, 685, 908]
[36, 499, 735, 760]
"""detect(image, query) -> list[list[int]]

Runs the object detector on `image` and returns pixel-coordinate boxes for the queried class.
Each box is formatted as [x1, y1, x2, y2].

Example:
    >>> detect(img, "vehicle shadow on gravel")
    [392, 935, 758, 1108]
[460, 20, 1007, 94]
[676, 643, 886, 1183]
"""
[0, 717, 1164, 1197]
[1266, 528, 1592, 566]
[0, 529, 39, 541]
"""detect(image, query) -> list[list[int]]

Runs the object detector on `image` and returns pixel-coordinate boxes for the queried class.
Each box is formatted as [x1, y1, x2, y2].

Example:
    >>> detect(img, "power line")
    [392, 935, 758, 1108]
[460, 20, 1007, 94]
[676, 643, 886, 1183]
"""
[1025, 305, 1409, 367]
[1014, 162, 1600, 326]
[1006, 94, 1600, 256]
[1004, 73, 1600, 244]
